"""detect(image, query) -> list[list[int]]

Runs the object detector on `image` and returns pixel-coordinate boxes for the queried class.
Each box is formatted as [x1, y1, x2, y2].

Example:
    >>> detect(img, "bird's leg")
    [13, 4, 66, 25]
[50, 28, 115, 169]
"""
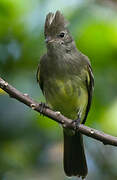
[71, 109, 82, 129]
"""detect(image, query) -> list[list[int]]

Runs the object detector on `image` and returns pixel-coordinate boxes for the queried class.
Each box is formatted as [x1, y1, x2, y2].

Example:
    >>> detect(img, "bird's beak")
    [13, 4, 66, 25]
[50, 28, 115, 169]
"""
[45, 37, 54, 43]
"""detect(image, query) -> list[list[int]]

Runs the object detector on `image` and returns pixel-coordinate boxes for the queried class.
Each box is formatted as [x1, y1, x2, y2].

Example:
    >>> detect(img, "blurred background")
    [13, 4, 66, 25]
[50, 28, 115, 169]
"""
[0, 0, 117, 179]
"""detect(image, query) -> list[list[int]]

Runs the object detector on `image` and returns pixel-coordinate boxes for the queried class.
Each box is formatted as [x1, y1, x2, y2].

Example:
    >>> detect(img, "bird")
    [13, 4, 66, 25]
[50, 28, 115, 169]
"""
[37, 10, 94, 179]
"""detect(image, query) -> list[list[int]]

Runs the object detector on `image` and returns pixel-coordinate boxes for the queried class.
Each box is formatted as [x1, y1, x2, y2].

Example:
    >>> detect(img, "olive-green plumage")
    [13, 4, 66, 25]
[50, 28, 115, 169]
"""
[37, 11, 94, 179]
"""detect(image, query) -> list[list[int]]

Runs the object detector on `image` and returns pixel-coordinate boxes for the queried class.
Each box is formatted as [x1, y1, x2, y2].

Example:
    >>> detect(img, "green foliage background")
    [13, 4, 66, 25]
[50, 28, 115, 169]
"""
[0, 0, 117, 179]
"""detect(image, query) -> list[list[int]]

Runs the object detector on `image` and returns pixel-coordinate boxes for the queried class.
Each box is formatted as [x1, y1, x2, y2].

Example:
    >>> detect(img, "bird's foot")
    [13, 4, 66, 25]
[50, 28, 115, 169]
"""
[71, 118, 81, 130]
[71, 111, 81, 130]
[39, 102, 49, 115]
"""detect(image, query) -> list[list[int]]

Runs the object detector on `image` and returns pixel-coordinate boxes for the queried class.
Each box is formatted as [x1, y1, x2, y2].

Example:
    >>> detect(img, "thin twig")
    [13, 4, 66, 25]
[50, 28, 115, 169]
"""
[0, 77, 117, 146]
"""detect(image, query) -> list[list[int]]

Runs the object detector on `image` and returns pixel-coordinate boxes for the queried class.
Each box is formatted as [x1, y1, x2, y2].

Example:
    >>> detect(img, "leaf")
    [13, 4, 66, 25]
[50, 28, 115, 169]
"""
[0, 88, 6, 94]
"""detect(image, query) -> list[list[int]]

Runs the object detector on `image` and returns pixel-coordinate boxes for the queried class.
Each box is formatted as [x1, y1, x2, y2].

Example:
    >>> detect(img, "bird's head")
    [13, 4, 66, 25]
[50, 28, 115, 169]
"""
[44, 11, 73, 53]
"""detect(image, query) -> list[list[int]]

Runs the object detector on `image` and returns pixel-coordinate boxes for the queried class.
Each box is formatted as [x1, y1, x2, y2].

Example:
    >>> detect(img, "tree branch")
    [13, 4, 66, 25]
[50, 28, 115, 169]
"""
[0, 77, 117, 146]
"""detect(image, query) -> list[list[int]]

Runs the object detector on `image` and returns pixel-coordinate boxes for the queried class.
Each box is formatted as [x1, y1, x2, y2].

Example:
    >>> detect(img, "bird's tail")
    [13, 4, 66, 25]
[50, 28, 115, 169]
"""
[63, 130, 88, 178]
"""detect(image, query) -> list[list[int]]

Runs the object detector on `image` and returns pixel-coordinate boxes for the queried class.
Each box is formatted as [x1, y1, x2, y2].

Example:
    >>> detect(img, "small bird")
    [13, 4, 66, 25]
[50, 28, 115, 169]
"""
[37, 11, 94, 179]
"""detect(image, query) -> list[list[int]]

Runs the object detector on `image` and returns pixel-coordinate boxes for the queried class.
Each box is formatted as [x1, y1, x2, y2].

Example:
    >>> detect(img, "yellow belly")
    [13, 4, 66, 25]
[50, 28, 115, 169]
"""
[44, 77, 88, 121]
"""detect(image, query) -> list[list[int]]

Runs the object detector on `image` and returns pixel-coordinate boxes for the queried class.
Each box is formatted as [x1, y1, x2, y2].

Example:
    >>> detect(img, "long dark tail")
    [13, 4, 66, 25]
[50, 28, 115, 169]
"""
[63, 130, 88, 178]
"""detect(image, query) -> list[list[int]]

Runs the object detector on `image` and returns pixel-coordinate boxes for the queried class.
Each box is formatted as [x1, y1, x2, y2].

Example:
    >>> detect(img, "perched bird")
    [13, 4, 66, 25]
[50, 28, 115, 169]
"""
[37, 11, 94, 179]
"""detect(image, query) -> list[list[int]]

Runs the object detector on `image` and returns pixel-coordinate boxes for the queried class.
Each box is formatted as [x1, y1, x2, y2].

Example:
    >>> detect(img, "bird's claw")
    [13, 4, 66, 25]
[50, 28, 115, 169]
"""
[39, 102, 49, 115]
[71, 117, 81, 130]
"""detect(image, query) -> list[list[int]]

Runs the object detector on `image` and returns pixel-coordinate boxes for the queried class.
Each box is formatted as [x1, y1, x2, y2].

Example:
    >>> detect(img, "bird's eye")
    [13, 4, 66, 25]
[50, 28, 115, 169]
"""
[59, 32, 65, 38]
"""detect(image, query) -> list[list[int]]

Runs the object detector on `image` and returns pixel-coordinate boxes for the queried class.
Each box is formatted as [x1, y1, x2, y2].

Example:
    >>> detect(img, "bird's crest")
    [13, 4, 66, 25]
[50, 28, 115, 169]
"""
[44, 11, 68, 36]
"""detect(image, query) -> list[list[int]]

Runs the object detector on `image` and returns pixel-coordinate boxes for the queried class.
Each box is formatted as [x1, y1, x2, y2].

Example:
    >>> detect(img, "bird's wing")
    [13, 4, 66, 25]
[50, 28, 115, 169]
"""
[82, 64, 94, 124]
[36, 56, 45, 93]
